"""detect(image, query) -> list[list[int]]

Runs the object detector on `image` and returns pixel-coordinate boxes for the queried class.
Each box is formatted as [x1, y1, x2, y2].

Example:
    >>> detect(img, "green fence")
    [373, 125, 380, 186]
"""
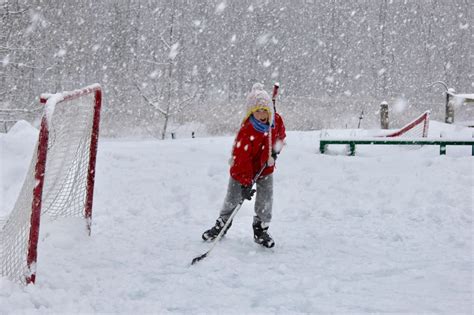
[319, 138, 474, 156]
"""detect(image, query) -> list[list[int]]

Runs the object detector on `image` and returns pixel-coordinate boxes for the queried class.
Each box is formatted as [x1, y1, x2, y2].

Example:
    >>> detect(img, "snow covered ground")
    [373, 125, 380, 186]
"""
[1, 121, 473, 314]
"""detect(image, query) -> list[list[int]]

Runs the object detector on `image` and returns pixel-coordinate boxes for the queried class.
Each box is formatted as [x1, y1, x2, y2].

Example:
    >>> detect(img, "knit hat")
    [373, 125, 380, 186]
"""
[244, 83, 275, 166]
[243, 83, 274, 124]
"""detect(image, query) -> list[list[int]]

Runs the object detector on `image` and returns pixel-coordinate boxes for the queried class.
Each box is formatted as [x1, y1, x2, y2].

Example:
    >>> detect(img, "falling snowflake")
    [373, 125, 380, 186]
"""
[215, 1, 226, 14]
[55, 49, 67, 57]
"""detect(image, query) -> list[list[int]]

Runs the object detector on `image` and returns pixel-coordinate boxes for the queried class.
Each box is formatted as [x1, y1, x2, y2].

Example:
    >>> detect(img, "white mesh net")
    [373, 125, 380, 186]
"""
[385, 111, 430, 138]
[0, 146, 39, 284]
[42, 93, 95, 217]
[1, 86, 100, 284]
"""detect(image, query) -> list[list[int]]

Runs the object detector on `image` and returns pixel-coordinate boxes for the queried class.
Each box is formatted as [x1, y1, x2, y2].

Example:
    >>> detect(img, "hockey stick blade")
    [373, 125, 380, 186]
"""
[191, 252, 208, 265]
[191, 163, 267, 266]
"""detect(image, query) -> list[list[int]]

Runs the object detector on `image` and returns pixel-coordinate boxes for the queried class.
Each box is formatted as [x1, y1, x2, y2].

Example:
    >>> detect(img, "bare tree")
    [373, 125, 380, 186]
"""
[135, 1, 196, 139]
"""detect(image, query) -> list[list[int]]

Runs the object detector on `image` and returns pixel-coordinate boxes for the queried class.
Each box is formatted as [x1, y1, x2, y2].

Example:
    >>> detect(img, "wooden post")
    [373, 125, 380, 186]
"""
[445, 90, 454, 124]
[357, 110, 364, 129]
[445, 100, 454, 124]
[380, 101, 389, 129]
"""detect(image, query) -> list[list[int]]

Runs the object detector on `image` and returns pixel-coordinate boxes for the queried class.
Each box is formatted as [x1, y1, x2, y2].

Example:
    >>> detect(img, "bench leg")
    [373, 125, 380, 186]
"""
[319, 142, 327, 154]
[349, 143, 356, 156]
[440, 144, 446, 155]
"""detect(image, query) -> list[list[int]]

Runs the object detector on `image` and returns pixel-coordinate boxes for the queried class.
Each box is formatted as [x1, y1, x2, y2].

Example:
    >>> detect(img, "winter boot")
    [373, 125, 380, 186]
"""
[252, 219, 275, 248]
[202, 217, 232, 241]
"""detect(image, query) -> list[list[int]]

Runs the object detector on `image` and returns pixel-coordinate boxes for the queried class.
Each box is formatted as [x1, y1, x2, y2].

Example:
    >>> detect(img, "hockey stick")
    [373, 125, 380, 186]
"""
[191, 163, 267, 265]
[272, 82, 280, 113]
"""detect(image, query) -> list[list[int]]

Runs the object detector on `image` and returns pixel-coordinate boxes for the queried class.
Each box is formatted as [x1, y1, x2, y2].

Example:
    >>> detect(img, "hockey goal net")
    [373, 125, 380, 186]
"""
[384, 110, 430, 138]
[0, 84, 102, 285]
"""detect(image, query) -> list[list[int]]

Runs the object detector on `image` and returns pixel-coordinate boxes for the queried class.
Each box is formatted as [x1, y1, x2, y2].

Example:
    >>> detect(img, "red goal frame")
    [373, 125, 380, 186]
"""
[24, 84, 102, 284]
[385, 110, 430, 138]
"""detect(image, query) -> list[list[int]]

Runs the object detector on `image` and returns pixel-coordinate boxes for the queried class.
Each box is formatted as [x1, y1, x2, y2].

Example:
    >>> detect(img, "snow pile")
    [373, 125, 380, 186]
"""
[0, 120, 472, 314]
[430, 120, 474, 138]
[0, 120, 38, 217]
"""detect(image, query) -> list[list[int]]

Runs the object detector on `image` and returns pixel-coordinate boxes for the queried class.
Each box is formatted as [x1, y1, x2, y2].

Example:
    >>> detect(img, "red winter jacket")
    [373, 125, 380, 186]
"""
[230, 113, 286, 186]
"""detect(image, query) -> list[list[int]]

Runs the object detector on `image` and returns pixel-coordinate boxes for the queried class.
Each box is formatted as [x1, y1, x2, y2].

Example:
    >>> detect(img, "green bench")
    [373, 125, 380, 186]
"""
[319, 138, 474, 156]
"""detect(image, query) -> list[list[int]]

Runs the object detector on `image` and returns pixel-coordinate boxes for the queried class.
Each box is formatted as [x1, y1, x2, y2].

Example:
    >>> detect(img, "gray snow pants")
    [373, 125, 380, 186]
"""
[219, 174, 273, 224]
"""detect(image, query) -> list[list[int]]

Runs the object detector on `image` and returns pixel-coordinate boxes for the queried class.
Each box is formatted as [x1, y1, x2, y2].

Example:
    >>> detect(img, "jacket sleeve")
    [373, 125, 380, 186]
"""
[230, 126, 254, 186]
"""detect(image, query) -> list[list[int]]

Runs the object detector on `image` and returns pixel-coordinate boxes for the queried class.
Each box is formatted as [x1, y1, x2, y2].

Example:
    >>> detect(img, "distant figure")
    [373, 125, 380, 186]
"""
[201, 83, 286, 248]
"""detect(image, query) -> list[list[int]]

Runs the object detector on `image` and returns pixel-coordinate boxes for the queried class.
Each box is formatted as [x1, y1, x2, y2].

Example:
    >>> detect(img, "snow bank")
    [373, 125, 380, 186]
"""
[429, 120, 474, 138]
[0, 120, 38, 217]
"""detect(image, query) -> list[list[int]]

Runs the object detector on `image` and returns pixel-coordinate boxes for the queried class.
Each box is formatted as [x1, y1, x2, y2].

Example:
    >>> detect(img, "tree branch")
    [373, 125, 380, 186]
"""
[159, 30, 171, 49]
[135, 83, 168, 116]
[172, 88, 198, 115]
[141, 59, 169, 66]
[0, 7, 29, 16]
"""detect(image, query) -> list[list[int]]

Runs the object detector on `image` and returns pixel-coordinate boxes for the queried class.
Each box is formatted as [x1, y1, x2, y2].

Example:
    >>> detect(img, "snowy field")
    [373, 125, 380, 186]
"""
[1, 120, 473, 314]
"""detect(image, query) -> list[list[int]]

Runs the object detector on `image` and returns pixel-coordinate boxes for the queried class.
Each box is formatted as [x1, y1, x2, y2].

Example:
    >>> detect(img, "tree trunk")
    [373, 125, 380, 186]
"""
[162, 1, 176, 140]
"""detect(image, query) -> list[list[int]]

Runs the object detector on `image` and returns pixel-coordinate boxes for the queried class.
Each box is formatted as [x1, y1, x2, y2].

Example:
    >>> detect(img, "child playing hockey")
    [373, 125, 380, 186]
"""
[202, 83, 286, 248]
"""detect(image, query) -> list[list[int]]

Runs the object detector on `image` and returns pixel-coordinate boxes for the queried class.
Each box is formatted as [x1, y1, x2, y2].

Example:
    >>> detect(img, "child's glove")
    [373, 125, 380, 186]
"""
[241, 185, 256, 200]
[267, 156, 275, 167]
[267, 150, 279, 166]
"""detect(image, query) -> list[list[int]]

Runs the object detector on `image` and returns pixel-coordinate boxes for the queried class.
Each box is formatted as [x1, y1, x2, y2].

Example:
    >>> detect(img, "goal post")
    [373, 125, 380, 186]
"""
[1, 84, 102, 285]
[384, 110, 430, 138]
[25, 116, 49, 284]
